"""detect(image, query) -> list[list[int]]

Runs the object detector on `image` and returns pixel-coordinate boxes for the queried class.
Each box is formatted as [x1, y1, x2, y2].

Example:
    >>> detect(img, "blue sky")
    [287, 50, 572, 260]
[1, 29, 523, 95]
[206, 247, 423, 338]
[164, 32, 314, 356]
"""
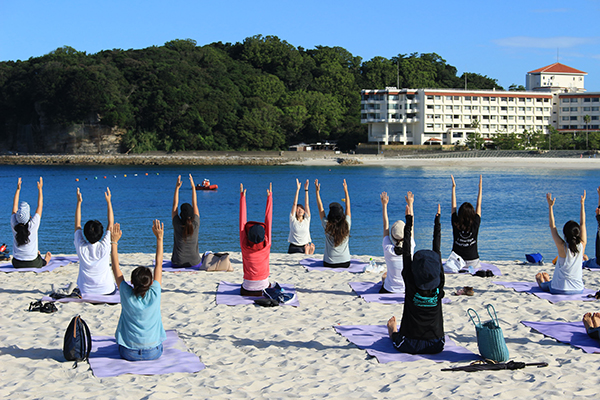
[1, 0, 599, 90]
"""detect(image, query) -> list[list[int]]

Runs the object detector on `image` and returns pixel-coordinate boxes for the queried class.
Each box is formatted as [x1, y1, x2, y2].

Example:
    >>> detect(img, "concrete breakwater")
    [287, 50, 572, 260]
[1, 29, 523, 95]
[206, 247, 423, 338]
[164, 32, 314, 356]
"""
[0, 151, 364, 166]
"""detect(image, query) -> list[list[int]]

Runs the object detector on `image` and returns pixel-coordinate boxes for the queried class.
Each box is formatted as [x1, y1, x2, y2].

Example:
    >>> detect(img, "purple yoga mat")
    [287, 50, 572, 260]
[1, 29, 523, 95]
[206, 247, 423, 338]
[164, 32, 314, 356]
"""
[335, 325, 479, 363]
[216, 281, 300, 307]
[444, 262, 502, 276]
[494, 281, 597, 303]
[299, 257, 368, 273]
[161, 260, 204, 271]
[88, 330, 204, 377]
[521, 320, 600, 354]
[41, 291, 120, 304]
[0, 255, 78, 273]
[348, 282, 451, 305]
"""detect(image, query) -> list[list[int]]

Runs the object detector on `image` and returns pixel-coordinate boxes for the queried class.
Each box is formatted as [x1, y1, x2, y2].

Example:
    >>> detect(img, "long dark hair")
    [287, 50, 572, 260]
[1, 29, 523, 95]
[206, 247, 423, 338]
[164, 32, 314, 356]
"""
[563, 220, 582, 255]
[325, 214, 349, 247]
[131, 267, 153, 298]
[392, 239, 403, 256]
[454, 202, 477, 232]
[180, 203, 194, 240]
[14, 223, 30, 247]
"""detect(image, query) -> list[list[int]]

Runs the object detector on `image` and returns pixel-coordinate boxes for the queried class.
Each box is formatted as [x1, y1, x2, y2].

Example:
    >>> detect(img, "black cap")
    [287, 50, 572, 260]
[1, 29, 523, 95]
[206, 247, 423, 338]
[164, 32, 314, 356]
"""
[412, 250, 441, 291]
[180, 203, 193, 220]
[247, 224, 265, 244]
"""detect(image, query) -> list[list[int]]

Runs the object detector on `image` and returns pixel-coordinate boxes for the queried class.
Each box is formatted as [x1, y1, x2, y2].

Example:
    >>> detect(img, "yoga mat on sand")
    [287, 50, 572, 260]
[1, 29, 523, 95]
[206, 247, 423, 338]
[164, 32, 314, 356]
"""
[334, 325, 479, 363]
[494, 281, 597, 303]
[216, 281, 299, 307]
[88, 330, 204, 377]
[41, 291, 120, 304]
[521, 321, 600, 354]
[299, 258, 368, 273]
[161, 260, 204, 271]
[0, 255, 78, 273]
[348, 282, 451, 305]
[444, 262, 502, 276]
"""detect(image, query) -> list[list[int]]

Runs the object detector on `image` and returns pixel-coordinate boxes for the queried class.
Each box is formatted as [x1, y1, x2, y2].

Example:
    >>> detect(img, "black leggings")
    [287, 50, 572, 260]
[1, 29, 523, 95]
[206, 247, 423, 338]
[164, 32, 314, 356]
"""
[323, 261, 350, 268]
[12, 254, 47, 268]
[288, 243, 306, 254]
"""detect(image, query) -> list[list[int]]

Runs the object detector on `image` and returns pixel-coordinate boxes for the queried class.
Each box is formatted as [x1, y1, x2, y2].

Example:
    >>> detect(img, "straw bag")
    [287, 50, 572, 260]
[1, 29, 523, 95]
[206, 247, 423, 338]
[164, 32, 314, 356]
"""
[203, 252, 233, 272]
[467, 304, 510, 362]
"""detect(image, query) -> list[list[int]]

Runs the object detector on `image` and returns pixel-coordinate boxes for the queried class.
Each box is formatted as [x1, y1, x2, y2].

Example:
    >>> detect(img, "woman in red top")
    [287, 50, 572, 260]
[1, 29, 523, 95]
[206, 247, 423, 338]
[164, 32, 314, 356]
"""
[240, 183, 273, 296]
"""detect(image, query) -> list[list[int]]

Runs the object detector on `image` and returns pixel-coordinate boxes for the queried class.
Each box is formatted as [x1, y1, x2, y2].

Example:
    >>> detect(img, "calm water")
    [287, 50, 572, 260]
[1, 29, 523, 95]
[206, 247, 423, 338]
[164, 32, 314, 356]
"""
[0, 163, 598, 262]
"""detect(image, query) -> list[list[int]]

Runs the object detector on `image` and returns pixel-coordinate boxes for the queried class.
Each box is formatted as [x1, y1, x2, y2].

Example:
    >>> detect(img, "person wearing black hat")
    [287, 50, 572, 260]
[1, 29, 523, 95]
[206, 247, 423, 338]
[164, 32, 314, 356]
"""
[240, 182, 273, 296]
[387, 193, 445, 354]
[315, 179, 351, 268]
[171, 174, 202, 268]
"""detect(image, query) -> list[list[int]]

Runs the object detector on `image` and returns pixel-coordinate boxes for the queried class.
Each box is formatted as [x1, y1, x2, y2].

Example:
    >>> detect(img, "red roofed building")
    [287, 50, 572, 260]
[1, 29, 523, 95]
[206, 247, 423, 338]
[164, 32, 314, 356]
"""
[526, 63, 587, 93]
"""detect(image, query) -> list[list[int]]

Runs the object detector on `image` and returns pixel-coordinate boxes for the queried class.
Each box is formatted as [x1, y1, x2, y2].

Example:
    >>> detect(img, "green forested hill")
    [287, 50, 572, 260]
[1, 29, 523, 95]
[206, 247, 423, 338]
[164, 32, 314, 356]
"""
[0, 35, 503, 152]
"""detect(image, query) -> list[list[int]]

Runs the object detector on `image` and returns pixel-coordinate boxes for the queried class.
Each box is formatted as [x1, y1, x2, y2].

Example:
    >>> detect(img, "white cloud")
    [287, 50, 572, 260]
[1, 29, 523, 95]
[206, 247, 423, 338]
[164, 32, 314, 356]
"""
[493, 36, 598, 49]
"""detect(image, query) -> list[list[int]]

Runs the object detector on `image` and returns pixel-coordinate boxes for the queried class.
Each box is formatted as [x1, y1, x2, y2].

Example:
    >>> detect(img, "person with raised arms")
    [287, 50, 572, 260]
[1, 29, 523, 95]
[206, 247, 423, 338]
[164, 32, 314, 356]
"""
[74, 187, 116, 295]
[379, 191, 415, 293]
[446, 175, 482, 272]
[171, 174, 202, 268]
[240, 182, 273, 296]
[11, 177, 51, 268]
[536, 191, 586, 295]
[315, 179, 351, 268]
[387, 194, 445, 354]
[110, 220, 167, 361]
[288, 179, 315, 255]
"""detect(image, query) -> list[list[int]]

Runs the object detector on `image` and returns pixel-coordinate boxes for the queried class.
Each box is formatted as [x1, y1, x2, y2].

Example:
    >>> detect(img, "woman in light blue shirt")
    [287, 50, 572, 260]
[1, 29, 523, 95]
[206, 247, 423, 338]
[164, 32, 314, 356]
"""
[109, 220, 166, 361]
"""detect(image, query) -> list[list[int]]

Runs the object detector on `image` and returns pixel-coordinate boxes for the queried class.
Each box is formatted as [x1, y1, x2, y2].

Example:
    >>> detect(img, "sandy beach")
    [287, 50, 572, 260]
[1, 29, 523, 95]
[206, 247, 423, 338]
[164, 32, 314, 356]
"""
[1, 251, 599, 399]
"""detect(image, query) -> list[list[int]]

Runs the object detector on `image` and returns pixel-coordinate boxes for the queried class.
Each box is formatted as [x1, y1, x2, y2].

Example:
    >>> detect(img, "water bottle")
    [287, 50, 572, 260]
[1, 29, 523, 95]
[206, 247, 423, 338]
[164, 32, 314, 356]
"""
[468, 264, 475, 274]
[368, 258, 376, 272]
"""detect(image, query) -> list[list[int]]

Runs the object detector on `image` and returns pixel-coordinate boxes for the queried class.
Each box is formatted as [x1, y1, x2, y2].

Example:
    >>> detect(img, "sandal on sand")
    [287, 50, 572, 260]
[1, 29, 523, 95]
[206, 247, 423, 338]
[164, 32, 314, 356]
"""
[29, 301, 43, 312]
[454, 286, 474, 296]
[40, 302, 57, 313]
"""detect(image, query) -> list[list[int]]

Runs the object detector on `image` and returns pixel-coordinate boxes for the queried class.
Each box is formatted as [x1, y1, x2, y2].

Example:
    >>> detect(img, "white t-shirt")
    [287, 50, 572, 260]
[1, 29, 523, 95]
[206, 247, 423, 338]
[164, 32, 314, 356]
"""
[382, 235, 416, 293]
[11, 213, 41, 261]
[551, 243, 584, 293]
[288, 213, 311, 246]
[75, 229, 115, 295]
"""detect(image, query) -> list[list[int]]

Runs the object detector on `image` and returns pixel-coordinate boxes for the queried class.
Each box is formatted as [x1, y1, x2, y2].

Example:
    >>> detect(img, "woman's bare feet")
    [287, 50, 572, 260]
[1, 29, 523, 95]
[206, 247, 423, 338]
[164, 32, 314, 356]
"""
[304, 243, 315, 255]
[593, 313, 600, 328]
[44, 252, 52, 264]
[583, 313, 594, 330]
[387, 316, 398, 338]
[536, 272, 550, 286]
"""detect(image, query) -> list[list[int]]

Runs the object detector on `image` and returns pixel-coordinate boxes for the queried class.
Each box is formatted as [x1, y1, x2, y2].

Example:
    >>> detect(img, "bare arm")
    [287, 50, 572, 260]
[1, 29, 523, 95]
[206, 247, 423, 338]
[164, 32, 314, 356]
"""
[476, 174, 482, 216]
[343, 179, 351, 217]
[105, 187, 114, 228]
[291, 179, 301, 216]
[381, 192, 389, 237]
[35, 177, 43, 217]
[12, 177, 21, 214]
[580, 190, 587, 246]
[304, 179, 311, 218]
[109, 223, 124, 287]
[75, 188, 82, 231]
[406, 191, 414, 217]
[315, 179, 325, 219]
[172, 175, 182, 218]
[189, 174, 199, 217]
[451, 175, 457, 215]
[547, 193, 566, 258]
[152, 220, 164, 285]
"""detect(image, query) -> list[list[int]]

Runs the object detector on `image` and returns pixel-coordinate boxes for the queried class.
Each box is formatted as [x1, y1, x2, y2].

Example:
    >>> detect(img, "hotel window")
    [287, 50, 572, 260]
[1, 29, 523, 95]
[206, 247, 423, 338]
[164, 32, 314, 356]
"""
[483, 124, 490, 129]
[544, 117, 549, 121]
[427, 95, 433, 100]
[501, 125, 507, 129]
[435, 115, 441, 119]
[592, 116, 599, 121]
[446, 124, 452, 128]
[536, 98, 543, 103]
[491, 124, 497, 129]
[453, 132, 463, 138]
[562, 116, 569, 121]
[454, 115, 460, 119]
[446, 105, 453, 110]
[584, 107, 591, 111]
[472, 97, 479, 101]
[500, 116, 507, 120]
[536, 107, 542, 112]
[445, 115, 452, 120]
[544, 99, 549, 102]
[490, 97, 496, 101]
[508, 107, 515, 111]
[570, 116, 578, 121]
[483, 97, 490, 101]
[518, 125, 525, 129]
[472, 106, 479, 110]
[562, 107, 570, 112]
[388, 104, 399, 109]
[518, 107, 525, 112]
[483, 106, 490, 111]
[435, 105, 441, 109]
[464, 115, 471, 120]
[465, 96, 471, 101]
[593, 98, 600, 102]
[464, 105, 471, 110]
[508, 98, 515, 102]
[508, 116, 515, 120]
[445, 96, 452, 100]
[526, 98, 532, 102]
[427, 105, 434, 109]
[562, 98, 570, 103]
[427, 124, 434, 128]
[526, 116, 532, 120]
[570, 107, 578, 112]
[526, 107, 532, 111]
[571, 98, 578, 103]
[592, 107, 600, 111]
[490, 115, 497, 120]
[536, 116, 543, 121]
[544, 107, 550, 111]
[519, 98, 525, 102]
[455, 106, 461, 110]
[501, 106, 507, 111]
[388, 95, 399, 100]
[454, 96, 460, 100]
[435, 124, 442, 128]
[426, 114, 433, 119]
[435, 95, 441, 100]
[518, 116, 525, 121]
[584, 98, 591, 103]
[501, 97, 507, 101]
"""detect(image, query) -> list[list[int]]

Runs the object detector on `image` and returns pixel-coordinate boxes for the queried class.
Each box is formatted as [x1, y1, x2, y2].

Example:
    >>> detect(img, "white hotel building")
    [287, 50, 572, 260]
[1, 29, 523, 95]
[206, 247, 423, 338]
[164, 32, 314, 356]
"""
[361, 63, 600, 145]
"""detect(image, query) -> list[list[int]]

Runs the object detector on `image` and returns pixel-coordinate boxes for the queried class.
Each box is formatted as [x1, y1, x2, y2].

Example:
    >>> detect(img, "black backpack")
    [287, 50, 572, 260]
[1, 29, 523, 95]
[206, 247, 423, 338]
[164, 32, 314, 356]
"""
[63, 315, 92, 367]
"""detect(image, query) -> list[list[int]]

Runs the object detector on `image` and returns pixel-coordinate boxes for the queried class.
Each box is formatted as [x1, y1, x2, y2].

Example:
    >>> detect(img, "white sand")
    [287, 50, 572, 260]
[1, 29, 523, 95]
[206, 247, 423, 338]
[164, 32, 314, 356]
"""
[285, 156, 600, 170]
[1, 252, 599, 399]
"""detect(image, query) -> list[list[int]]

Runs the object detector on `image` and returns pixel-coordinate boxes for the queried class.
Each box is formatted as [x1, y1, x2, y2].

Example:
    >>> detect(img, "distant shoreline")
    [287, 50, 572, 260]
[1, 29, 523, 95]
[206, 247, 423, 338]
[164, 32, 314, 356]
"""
[2, 152, 600, 169]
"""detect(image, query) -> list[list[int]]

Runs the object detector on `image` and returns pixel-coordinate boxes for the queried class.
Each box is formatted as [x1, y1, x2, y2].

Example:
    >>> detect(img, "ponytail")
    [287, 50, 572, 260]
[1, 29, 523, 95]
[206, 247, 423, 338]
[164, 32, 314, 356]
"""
[14, 223, 30, 247]
[182, 217, 194, 239]
[563, 220, 582, 255]
[393, 239, 403, 256]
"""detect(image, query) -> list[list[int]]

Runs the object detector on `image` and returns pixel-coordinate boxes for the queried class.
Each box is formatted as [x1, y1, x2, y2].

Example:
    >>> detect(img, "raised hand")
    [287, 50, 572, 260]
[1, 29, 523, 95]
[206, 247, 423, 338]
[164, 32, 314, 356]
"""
[37, 177, 43, 190]
[296, 178, 301, 191]
[546, 193, 556, 207]
[175, 175, 182, 190]
[451, 175, 456, 188]
[304, 179, 309, 191]
[240, 183, 246, 196]
[314, 179, 320, 192]
[581, 190, 587, 205]
[104, 187, 111, 203]
[77, 188, 83, 203]
[267, 182, 272, 195]
[405, 191, 414, 206]
[189, 174, 195, 187]
[152, 219, 164, 240]
[437, 203, 441, 215]
[110, 223, 122, 242]
[17, 177, 22, 190]
[380, 192, 389, 206]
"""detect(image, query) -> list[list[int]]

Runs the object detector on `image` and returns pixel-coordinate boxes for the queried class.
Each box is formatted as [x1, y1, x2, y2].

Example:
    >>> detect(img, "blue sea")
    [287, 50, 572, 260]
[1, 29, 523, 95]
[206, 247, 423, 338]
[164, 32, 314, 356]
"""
[0, 163, 597, 262]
